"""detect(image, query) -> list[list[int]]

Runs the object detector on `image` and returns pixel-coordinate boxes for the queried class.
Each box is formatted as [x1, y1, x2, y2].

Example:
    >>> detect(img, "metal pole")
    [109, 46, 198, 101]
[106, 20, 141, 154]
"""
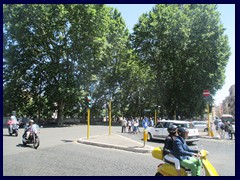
[87, 108, 90, 139]
[207, 103, 211, 136]
[109, 100, 112, 135]
[143, 129, 147, 147]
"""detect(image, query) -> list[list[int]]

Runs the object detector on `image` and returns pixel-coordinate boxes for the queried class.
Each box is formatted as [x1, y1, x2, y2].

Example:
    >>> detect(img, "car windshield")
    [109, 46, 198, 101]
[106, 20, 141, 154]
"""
[193, 122, 206, 125]
[173, 123, 194, 129]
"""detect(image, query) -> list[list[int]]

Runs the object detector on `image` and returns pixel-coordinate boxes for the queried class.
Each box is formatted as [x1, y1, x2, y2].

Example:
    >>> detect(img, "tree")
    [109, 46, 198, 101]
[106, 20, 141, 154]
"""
[131, 4, 230, 118]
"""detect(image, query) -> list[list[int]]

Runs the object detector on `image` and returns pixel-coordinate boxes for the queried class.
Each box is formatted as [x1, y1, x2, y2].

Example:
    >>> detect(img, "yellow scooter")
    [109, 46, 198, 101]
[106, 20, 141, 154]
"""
[152, 147, 219, 176]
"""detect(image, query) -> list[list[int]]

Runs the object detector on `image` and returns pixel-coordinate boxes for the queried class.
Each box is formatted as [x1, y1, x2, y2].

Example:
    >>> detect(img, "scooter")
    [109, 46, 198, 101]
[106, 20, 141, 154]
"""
[152, 146, 219, 176]
[7, 120, 19, 136]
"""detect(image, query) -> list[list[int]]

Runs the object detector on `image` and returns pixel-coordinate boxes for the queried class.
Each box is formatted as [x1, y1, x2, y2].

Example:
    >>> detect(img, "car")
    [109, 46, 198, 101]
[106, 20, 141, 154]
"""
[147, 120, 199, 144]
[19, 118, 29, 128]
[192, 121, 208, 132]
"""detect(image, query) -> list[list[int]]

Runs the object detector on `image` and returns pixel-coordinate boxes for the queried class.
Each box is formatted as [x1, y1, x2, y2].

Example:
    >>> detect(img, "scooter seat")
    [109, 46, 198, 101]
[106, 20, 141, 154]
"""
[164, 158, 191, 171]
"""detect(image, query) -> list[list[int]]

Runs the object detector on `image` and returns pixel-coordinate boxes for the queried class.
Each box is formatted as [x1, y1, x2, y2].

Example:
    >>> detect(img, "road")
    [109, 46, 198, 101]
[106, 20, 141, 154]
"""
[3, 125, 235, 176]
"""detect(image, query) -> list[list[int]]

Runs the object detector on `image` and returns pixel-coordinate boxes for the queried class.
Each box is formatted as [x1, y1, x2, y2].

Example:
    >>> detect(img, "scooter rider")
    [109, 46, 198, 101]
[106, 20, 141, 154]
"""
[173, 127, 202, 176]
[163, 125, 181, 176]
[24, 119, 34, 140]
[7, 115, 19, 125]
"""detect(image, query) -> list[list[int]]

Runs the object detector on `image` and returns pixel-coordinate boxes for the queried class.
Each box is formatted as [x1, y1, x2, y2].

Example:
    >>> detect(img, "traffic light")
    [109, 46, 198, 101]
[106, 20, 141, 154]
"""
[209, 103, 212, 113]
[85, 96, 92, 108]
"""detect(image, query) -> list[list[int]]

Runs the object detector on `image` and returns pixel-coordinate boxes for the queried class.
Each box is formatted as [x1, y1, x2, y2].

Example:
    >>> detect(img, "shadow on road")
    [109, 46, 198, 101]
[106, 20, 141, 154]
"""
[61, 140, 74, 143]
[3, 134, 18, 137]
[16, 143, 32, 148]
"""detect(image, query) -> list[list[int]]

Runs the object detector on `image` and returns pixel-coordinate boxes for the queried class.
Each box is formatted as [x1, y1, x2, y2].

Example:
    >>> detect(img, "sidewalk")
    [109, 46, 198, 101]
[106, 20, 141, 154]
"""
[77, 129, 222, 154]
[77, 133, 154, 154]
[198, 131, 220, 140]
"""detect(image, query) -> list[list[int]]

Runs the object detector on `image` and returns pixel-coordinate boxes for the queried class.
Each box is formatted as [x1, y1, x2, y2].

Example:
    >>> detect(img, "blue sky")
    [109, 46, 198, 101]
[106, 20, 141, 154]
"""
[107, 4, 235, 106]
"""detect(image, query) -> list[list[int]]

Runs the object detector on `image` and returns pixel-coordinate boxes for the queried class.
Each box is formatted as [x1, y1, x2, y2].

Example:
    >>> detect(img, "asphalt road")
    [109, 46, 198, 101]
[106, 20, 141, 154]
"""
[3, 125, 235, 176]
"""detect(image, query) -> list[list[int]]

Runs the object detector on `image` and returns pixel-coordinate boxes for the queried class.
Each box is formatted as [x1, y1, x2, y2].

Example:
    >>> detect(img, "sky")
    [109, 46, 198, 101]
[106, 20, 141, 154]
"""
[107, 4, 235, 106]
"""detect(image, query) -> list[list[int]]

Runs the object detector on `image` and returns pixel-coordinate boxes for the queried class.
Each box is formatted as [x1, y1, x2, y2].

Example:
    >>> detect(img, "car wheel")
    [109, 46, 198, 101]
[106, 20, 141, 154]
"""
[147, 133, 152, 141]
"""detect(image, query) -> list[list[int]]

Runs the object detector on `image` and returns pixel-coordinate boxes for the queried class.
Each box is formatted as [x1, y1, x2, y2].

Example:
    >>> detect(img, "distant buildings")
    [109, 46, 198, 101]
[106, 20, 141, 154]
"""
[215, 84, 235, 119]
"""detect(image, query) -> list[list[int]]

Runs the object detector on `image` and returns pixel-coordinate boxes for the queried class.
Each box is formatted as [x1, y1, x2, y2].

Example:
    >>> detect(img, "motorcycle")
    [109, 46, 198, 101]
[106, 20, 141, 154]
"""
[152, 146, 219, 176]
[7, 120, 19, 136]
[22, 124, 40, 149]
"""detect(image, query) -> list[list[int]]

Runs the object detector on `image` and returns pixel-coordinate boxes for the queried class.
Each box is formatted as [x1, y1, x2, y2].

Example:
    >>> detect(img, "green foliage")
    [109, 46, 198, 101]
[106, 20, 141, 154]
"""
[3, 4, 230, 122]
[131, 4, 230, 118]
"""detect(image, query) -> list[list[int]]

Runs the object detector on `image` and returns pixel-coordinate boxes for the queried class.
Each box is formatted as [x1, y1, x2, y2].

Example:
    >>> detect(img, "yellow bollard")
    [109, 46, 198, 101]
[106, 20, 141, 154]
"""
[143, 130, 148, 147]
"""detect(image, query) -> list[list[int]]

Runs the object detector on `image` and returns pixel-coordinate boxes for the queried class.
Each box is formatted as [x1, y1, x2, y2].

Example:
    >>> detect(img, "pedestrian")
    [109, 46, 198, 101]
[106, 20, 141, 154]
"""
[150, 118, 154, 127]
[136, 117, 140, 133]
[217, 120, 225, 139]
[121, 118, 127, 133]
[142, 116, 149, 130]
[229, 122, 235, 140]
[225, 121, 231, 140]
[127, 119, 132, 133]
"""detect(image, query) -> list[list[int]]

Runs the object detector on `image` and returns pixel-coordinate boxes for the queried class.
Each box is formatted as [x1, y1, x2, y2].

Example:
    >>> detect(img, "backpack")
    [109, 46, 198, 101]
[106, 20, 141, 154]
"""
[220, 124, 225, 130]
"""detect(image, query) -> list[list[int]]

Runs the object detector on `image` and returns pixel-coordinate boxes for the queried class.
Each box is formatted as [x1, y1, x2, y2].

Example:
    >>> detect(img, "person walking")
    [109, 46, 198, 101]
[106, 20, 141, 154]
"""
[121, 118, 127, 133]
[218, 120, 225, 139]
[229, 122, 235, 140]
[142, 116, 149, 130]
[127, 119, 132, 133]
[225, 121, 231, 140]
[136, 117, 140, 133]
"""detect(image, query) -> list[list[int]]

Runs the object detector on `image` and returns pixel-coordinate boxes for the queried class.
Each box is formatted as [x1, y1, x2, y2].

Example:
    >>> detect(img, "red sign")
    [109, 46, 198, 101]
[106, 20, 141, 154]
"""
[203, 90, 210, 97]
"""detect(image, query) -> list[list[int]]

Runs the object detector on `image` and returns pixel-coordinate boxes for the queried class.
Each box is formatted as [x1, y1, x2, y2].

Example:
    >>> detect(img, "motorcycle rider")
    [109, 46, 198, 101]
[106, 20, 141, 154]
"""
[163, 125, 181, 176]
[172, 127, 202, 176]
[24, 119, 34, 140]
[7, 115, 19, 134]
[7, 115, 19, 125]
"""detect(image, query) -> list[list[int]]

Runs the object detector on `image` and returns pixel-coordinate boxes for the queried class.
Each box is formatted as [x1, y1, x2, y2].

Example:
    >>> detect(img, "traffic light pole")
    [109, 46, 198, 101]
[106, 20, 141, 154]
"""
[207, 103, 210, 136]
[87, 108, 90, 139]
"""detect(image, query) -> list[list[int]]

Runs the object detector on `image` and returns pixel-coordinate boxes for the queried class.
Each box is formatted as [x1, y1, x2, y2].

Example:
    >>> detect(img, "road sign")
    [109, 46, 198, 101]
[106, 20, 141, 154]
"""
[203, 90, 210, 97]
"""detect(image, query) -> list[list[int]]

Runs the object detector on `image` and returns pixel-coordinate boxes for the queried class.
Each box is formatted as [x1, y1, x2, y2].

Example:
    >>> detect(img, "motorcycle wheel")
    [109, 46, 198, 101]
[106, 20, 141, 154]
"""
[155, 172, 163, 176]
[33, 137, 40, 149]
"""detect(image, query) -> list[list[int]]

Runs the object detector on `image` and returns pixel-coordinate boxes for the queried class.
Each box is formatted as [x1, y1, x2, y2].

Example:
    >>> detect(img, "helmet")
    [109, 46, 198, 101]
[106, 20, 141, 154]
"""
[29, 119, 34, 124]
[178, 127, 189, 138]
[167, 125, 178, 134]
[10, 116, 17, 121]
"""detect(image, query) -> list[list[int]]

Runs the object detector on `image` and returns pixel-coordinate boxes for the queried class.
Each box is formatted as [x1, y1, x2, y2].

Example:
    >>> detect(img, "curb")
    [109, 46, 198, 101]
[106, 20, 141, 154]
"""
[199, 136, 220, 140]
[77, 138, 153, 154]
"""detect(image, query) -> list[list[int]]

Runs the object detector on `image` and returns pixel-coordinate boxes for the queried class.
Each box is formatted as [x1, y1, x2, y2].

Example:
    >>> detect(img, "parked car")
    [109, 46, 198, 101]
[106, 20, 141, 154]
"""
[147, 120, 199, 144]
[19, 118, 29, 128]
[192, 121, 208, 132]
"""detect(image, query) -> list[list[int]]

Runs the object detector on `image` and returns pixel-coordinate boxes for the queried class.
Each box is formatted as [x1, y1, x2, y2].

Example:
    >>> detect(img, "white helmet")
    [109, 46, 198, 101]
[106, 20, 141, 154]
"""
[29, 119, 34, 124]
[10, 116, 17, 121]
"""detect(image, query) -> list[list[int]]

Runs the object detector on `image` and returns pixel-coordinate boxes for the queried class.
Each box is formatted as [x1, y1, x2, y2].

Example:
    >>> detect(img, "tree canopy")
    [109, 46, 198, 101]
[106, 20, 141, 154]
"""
[3, 4, 230, 123]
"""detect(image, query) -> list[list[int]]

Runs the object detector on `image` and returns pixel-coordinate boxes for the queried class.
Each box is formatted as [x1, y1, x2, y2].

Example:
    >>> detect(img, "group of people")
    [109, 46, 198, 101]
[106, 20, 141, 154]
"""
[163, 125, 201, 176]
[215, 120, 235, 140]
[120, 116, 156, 134]
[120, 117, 141, 134]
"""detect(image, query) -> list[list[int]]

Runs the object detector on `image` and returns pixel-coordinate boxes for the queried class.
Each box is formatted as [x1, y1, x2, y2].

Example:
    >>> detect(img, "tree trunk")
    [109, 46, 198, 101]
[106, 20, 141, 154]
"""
[57, 101, 65, 126]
